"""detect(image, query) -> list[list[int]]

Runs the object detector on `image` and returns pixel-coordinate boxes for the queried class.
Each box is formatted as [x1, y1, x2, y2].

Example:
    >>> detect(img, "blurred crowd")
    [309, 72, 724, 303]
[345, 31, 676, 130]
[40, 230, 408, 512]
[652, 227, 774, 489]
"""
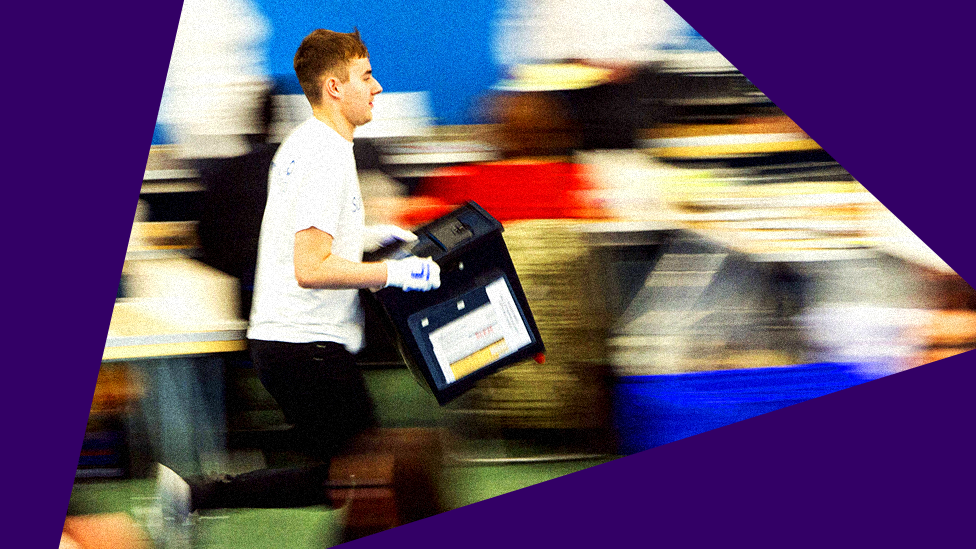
[70, 1, 976, 546]
[135, 0, 975, 468]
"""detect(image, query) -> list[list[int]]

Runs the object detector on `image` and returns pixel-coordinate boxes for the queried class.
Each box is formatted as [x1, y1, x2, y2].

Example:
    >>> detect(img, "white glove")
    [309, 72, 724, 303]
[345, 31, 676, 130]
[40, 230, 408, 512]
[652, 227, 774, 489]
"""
[364, 224, 418, 253]
[384, 256, 441, 292]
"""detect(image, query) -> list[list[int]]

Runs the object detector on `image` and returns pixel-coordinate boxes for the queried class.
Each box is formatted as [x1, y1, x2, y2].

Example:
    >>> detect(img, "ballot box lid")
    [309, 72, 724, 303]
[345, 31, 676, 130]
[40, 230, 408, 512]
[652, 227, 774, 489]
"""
[364, 202, 503, 264]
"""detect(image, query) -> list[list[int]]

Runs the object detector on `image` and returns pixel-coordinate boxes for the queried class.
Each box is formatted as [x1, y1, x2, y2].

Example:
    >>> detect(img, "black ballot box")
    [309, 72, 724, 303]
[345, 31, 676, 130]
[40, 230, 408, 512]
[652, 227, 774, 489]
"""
[364, 202, 545, 405]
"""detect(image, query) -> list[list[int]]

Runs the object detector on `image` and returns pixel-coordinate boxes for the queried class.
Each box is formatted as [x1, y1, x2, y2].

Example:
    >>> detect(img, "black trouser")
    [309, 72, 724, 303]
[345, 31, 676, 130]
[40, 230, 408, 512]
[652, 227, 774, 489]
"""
[188, 339, 376, 510]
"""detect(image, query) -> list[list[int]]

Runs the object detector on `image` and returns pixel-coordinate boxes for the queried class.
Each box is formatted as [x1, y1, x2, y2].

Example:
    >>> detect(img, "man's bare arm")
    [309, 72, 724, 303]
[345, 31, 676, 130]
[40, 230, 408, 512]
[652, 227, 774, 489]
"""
[293, 227, 388, 289]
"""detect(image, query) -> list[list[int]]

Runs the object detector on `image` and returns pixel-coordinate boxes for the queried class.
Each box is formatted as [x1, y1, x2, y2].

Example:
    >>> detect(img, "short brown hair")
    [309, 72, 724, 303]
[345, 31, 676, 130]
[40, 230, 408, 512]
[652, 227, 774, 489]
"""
[294, 29, 369, 106]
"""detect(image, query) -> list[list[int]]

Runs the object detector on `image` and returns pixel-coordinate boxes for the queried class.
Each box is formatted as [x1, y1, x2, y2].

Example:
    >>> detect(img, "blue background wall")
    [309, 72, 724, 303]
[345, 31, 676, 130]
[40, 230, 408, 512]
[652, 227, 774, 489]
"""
[153, 0, 713, 143]
[255, 0, 502, 125]
[156, 0, 503, 142]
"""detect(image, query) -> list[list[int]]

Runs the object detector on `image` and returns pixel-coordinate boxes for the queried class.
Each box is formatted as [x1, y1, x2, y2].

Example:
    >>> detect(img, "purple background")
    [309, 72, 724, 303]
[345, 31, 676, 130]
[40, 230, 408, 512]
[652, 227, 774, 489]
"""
[18, 0, 974, 547]
[11, 3, 183, 547]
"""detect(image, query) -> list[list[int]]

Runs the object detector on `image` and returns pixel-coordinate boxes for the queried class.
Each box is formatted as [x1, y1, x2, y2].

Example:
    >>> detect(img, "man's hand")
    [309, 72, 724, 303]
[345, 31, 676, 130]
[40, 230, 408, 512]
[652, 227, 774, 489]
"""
[364, 224, 418, 253]
[384, 257, 441, 292]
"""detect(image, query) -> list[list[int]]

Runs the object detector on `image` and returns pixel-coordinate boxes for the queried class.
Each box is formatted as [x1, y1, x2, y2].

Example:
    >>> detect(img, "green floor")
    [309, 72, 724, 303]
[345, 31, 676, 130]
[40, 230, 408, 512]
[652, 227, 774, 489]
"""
[69, 365, 617, 547]
[439, 459, 615, 510]
[68, 458, 614, 548]
[68, 478, 342, 548]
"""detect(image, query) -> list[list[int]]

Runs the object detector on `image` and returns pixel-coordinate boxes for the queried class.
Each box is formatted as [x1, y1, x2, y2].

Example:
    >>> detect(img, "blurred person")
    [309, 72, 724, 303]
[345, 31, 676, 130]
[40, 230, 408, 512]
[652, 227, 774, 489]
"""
[157, 0, 272, 166]
[138, 0, 272, 490]
[157, 29, 441, 531]
[489, 91, 580, 159]
[402, 91, 606, 225]
[493, 0, 687, 149]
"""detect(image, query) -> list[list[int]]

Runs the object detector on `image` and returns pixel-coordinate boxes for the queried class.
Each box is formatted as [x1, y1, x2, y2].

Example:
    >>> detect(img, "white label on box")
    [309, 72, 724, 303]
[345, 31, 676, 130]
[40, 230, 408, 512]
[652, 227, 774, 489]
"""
[428, 278, 532, 384]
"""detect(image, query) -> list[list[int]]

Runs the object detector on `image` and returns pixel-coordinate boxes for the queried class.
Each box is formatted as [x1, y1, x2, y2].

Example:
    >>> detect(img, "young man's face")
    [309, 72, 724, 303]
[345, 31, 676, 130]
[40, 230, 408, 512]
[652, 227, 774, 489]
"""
[338, 57, 383, 128]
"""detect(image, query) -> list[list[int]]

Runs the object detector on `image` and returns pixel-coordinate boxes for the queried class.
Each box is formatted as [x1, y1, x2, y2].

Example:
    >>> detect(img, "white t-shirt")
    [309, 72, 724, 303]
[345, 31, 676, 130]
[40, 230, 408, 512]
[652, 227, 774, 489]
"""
[247, 118, 367, 353]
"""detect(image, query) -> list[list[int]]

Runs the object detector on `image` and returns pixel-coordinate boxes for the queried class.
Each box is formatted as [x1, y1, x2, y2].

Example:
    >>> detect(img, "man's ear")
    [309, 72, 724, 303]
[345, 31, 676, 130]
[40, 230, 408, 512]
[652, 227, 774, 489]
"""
[323, 75, 342, 100]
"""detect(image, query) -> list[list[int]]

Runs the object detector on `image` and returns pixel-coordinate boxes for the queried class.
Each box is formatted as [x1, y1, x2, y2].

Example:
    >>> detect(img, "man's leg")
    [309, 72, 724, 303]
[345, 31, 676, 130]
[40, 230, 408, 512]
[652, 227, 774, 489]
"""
[251, 339, 376, 460]
[184, 339, 375, 510]
[186, 463, 334, 509]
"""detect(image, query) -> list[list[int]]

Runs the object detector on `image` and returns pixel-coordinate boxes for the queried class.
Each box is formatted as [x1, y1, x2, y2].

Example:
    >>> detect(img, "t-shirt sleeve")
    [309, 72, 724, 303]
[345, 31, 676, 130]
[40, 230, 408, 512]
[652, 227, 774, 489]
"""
[291, 150, 345, 237]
